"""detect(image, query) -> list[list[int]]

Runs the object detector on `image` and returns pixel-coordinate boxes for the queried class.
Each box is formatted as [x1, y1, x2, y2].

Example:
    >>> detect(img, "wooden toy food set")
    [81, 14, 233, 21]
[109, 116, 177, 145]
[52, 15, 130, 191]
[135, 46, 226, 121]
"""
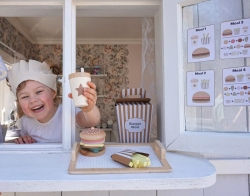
[68, 140, 172, 174]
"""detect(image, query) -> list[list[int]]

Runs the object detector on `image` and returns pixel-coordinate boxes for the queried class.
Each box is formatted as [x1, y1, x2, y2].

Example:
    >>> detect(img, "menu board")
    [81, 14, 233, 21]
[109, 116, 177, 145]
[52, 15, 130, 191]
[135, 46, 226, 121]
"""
[220, 18, 250, 59]
[186, 70, 215, 106]
[187, 25, 215, 63]
[223, 67, 250, 106]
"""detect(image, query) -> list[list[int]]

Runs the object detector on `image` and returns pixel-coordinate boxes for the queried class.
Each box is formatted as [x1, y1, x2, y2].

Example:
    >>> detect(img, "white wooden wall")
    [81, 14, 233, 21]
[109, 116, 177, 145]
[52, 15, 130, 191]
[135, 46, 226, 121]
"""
[1, 174, 249, 196]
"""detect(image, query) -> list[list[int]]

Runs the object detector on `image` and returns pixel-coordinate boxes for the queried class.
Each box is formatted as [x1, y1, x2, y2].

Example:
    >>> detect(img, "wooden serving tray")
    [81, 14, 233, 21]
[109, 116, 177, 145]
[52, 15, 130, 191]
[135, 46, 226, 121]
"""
[68, 140, 172, 174]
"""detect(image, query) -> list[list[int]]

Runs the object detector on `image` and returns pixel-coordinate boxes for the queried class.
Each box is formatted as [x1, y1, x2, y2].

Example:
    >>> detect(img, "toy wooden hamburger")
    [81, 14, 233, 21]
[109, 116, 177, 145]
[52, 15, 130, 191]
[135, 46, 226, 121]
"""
[79, 127, 106, 157]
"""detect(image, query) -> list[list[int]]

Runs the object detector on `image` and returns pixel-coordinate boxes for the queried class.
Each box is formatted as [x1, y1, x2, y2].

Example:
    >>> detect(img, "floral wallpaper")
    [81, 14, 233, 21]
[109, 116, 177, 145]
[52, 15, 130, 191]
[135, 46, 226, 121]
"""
[0, 18, 32, 60]
[76, 44, 130, 123]
[30, 44, 130, 124]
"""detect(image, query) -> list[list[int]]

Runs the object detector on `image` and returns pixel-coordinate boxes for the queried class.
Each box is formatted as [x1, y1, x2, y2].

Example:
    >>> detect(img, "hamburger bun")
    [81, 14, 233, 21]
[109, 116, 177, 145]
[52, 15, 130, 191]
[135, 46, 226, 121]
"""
[79, 127, 106, 157]
[222, 29, 233, 36]
[192, 47, 210, 59]
[192, 91, 210, 103]
[244, 44, 250, 48]
[225, 75, 235, 83]
[191, 35, 198, 39]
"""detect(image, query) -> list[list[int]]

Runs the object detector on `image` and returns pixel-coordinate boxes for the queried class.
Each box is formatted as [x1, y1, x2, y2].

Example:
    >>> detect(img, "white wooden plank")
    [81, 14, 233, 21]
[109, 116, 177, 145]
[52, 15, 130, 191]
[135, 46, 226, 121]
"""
[0, 193, 15, 196]
[167, 131, 250, 157]
[62, 0, 74, 150]
[243, 0, 250, 18]
[62, 191, 109, 196]
[157, 189, 203, 196]
[204, 174, 249, 196]
[209, 159, 250, 174]
[110, 190, 156, 196]
[16, 192, 61, 196]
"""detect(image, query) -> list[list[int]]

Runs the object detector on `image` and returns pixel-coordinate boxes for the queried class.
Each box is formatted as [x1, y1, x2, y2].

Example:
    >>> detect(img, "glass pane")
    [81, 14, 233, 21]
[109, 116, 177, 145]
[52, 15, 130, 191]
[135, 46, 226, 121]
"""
[183, 0, 250, 132]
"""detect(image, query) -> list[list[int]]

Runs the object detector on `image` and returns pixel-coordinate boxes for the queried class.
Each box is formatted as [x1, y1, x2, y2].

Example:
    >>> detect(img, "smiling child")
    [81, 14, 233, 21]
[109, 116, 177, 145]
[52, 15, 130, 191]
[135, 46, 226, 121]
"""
[7, 60, 100, 144]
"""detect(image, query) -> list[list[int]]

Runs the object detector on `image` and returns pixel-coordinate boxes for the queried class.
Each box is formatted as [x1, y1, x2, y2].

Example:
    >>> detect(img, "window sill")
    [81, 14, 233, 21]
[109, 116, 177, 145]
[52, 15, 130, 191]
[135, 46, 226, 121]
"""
[0, 149, 216, 192]
[167, 131, 250, 158]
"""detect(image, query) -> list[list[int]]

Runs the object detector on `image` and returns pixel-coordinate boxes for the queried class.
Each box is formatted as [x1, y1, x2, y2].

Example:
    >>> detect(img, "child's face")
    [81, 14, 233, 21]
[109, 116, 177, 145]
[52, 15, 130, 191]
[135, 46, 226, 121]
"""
[17, 80, 57, 123]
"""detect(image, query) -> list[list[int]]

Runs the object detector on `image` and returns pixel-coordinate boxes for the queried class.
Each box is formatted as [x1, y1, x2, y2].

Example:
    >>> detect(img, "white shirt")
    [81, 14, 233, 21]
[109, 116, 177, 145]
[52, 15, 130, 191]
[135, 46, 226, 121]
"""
[20, 104, 62, 143]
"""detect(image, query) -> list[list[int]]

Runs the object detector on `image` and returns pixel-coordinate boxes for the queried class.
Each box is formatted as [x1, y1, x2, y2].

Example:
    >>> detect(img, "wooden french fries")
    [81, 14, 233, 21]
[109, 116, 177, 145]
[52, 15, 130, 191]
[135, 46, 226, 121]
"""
[111, 150, 151, 168]
[131, 153, 151, 168]
[131, 156, 140, 167]
[128, 161, 133, 167]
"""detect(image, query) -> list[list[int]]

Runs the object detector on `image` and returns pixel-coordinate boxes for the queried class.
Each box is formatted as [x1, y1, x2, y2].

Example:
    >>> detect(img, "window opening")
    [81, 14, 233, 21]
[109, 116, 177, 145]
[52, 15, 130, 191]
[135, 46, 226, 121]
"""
[0, 3, 64, 148]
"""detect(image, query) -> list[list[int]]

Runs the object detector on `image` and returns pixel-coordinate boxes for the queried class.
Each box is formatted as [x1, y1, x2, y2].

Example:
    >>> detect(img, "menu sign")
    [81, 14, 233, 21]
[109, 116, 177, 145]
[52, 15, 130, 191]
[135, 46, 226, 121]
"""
[187, 70, 215, 106]
[223, 67, 250, 106]
[220, 18, 250, 59]
[187, 25, 215, 63]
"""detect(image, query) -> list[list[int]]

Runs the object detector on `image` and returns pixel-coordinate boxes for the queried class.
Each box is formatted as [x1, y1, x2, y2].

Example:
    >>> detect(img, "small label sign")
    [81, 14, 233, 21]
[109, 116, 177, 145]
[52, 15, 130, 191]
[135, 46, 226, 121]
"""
[125, 118, 145, 133]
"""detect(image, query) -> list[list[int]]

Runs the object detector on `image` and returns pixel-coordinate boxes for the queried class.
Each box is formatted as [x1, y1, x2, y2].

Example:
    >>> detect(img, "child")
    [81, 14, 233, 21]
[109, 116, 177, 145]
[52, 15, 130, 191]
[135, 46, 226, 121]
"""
[7, 60, 100, 144]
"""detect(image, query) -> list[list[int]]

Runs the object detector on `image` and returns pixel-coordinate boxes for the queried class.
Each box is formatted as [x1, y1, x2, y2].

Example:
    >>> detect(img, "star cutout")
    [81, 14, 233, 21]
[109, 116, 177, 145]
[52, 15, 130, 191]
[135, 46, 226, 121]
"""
[75, 84, 84, 96]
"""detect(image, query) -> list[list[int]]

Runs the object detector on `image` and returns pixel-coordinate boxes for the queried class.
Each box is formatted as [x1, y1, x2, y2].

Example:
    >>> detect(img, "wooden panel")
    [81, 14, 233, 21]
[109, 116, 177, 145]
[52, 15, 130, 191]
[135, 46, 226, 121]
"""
[0, 193, 15, 196]
[62, 191, 109, 196]
[158, 189, 203, 196]
[204, 174, 249, 196]
[110, 190, 156, 196]
[16, 192, 61, 196]
[105, 131, 111, 142]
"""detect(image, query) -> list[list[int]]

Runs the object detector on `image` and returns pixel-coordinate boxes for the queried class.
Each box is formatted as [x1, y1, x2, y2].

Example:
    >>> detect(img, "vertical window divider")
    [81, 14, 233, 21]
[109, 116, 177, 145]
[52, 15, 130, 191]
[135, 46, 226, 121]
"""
[62, 0, 76, 150]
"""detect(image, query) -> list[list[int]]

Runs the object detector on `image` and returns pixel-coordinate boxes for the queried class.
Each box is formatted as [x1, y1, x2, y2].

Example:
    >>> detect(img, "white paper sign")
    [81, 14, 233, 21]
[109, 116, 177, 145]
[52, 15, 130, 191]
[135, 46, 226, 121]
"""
[187, 70, 215, 106]
[223, 67, 250, 106]
[220, 18, 250, 59]
[125, 118, 145, 133]
[188, 25, 215, 63]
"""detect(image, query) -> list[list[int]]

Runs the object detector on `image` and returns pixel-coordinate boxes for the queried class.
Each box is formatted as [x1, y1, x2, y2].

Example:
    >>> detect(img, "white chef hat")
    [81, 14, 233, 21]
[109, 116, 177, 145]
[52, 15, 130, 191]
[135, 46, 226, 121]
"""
[7, 60, 57, 96]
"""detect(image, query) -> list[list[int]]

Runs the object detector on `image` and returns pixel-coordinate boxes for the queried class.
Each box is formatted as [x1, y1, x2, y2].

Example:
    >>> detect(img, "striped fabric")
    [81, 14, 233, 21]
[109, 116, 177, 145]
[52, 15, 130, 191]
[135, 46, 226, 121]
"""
[121, 88, 146, 98]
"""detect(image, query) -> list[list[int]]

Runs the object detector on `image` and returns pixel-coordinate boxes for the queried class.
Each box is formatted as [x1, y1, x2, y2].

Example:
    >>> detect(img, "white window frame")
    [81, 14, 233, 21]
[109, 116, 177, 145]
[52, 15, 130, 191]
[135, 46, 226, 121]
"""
[0, 0, 163, 152]
[161, 0, 250, 158]
[0, 0, 68, 151]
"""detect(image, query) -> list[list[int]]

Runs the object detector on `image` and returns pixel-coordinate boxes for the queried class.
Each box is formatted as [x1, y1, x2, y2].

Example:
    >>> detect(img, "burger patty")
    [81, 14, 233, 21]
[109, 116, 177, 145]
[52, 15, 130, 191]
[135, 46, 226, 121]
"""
[80, 145, 104, 153]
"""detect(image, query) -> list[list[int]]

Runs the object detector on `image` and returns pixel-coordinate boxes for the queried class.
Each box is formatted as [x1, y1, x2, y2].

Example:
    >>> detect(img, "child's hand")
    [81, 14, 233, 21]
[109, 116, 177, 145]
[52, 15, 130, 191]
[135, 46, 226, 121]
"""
[15, 135, 36, 144]
[68, 81, 97, 112]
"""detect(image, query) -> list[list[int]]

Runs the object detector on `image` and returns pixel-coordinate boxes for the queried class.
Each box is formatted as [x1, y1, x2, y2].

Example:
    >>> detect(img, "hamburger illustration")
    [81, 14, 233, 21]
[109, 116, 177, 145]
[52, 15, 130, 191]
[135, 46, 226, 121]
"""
[222, 29, 233, 36]
[225, 75, 235, 83]
[244, 44, 250, 48]
[79, 127, 106, 156]
[192, 91, 210, 103]
[192, 47, 210, 59]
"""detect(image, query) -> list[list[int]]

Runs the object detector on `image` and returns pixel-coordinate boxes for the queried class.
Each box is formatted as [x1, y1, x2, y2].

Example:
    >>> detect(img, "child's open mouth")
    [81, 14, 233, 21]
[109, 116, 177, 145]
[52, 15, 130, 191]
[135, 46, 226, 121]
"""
[32, 105, 44, 112]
